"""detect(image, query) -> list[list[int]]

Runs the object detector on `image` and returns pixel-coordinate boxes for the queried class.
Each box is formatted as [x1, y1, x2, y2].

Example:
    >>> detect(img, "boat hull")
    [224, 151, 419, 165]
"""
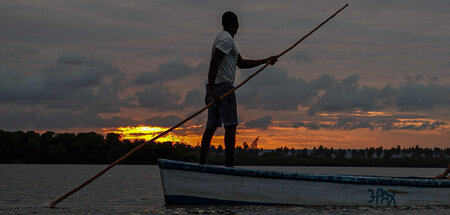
[158, 159, 450, 206]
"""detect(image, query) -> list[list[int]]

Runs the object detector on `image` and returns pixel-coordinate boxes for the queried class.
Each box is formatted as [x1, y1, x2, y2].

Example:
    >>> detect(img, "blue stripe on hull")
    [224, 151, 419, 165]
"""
[165, 195, 295, 206]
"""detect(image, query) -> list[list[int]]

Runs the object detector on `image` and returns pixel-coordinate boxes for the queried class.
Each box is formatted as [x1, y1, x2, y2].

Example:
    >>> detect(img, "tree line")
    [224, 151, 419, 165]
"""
[0, 130, 448, 167]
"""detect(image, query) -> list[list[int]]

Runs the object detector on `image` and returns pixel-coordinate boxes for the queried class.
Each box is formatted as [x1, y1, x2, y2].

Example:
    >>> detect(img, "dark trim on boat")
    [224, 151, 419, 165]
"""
[158, 159, 450, 188]
[165, 195, 295, 206]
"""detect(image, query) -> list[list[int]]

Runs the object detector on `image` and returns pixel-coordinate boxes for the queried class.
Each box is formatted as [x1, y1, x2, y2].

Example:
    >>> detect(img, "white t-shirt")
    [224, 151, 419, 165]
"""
[211, 31, 238, 84]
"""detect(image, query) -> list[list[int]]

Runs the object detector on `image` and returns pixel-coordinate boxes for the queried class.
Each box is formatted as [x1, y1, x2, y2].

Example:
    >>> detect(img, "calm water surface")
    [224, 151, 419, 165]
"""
[0, 164, 448, 214]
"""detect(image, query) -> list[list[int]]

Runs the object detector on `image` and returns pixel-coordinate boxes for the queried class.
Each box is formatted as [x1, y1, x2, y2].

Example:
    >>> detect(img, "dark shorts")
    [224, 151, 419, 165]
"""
[205, 82, 238, 128]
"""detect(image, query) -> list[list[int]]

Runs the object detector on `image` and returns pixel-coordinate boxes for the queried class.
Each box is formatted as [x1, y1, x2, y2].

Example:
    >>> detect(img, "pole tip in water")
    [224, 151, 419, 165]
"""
[44, 204, 56, 208]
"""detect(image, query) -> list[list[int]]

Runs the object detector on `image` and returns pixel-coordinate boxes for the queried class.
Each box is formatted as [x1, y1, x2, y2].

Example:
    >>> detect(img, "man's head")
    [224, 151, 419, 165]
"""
[222, 11, 239, 36]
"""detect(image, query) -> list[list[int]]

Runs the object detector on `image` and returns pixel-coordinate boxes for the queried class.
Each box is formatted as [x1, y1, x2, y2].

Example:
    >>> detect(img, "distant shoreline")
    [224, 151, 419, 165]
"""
[1, 130, 448, 167]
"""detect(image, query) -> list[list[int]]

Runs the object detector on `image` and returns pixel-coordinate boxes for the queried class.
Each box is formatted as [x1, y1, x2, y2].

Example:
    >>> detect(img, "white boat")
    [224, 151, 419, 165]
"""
[158, 159, 450, 206]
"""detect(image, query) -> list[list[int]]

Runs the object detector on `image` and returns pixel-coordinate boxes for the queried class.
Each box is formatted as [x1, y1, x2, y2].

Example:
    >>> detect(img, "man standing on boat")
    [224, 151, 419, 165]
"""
[199, 11, 278, 167]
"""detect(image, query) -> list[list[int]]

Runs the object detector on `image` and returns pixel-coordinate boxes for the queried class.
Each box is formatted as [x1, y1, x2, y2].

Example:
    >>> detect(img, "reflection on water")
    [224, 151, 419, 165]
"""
[0, 164, 448, 214]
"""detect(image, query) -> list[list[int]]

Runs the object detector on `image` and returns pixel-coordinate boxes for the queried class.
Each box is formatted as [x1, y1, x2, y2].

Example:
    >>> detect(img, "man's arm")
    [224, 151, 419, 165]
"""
[208, 48, 226, 102]
[435, 163, 450, 179]
[237, 54, 278, 69]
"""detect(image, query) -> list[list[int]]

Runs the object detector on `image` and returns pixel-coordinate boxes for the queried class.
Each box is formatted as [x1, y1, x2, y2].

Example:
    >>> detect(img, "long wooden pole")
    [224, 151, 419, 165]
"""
[47, 3, 348, 208]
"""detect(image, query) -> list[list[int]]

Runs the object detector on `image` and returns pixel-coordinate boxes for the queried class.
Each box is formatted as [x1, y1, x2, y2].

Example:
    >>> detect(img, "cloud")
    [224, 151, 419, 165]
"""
[291, 116, 446, 131]
[245, 115, 273, 129]
[237, 71, 449, 115]
[57, 51, 85, 65]
[0, 109, 136, 130]
[400, 121, 446, 130]
[308, 74, 382, 114]
[182, 89, 203, 108]
[136, 87, 182, 110]
[395, 81, 450, 111]
[0, 109, 37, 130]
[134, 59, 203, 86]
[34, 109, 81, 129]
[238, 67, 317, 110]
[0, 51, 130, 113]
[136, 87, 204, 111]
[1, 48, 448, 133]
[289, 51, 312, 63]
[133, 59, 207, 111]
[313, 74, 335, 89]
[145, 115, 183, 127]
[307, 74, 450, 115]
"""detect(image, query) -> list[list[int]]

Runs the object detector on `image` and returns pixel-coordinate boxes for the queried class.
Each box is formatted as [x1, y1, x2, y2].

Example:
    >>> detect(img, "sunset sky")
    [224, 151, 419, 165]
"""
[1, 0, 449, 149]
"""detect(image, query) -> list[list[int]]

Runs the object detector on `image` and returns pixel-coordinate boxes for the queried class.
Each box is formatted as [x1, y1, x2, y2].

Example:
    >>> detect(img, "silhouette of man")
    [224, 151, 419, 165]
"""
[199, 11, 277, 167]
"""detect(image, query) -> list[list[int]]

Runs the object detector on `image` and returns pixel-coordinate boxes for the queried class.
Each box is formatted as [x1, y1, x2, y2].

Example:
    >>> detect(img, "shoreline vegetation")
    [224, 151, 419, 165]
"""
[1, 130, 449, 167]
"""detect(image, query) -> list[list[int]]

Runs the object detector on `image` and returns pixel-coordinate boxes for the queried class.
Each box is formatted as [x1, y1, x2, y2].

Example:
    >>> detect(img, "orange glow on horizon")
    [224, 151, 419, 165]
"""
[103, 126, 190, 144]
[101, 120, 449, 150]
[353, 111, 393, 117]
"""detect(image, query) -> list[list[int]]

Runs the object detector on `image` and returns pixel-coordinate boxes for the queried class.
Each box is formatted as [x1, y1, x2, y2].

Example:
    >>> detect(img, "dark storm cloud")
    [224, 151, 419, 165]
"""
[136, 88, 204, 111]
[289, 51, 312, 63]
[290, 116, 446, 131]
[0, 109, 136, 130]
[134, 59, 200, 85]
[0, 51, 131, 113]
[44, 110, 136, 129]
[238, 69, 449, 114]
[0, 109, 37, 130]
[35, 109, 83, 130]
[145, 115, 183, 127]
[57, 51, 85, 65]
[313, 74, 335, 89]
[307, 74, 450, 115]
[238, 67, 317, 110]
[182, 90, 204, 108]
[5, 51, 443, 118]
[308, 74, 382, 115]
[131, 59, 204, 111]
[395, 81, 450, 111]
[245, 115, 273, 129]
[136, 87, 182, 110]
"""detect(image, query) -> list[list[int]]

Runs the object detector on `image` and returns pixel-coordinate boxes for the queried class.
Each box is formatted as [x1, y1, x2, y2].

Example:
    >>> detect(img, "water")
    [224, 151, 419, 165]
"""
[0, 164, 448, 214]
